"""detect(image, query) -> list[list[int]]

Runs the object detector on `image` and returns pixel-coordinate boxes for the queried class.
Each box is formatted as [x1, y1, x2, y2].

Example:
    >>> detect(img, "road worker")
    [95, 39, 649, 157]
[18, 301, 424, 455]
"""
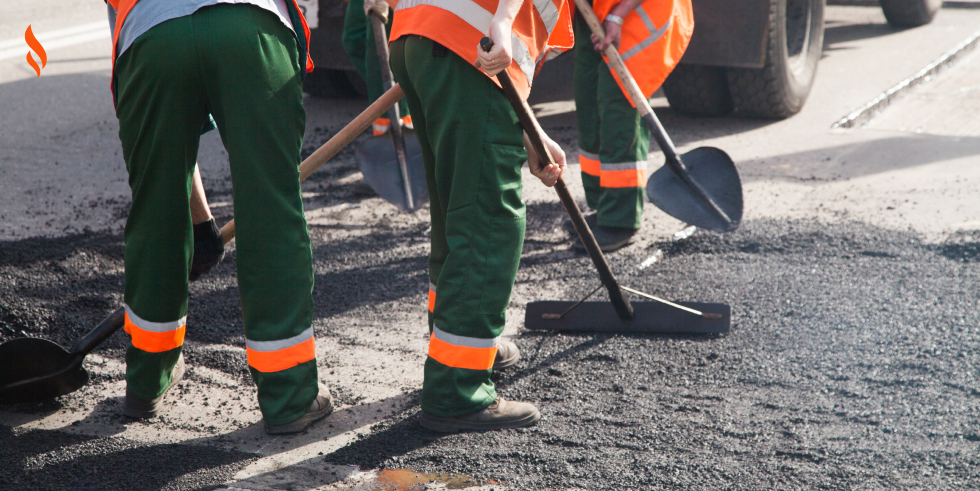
[388, 0, 574, 431]
[103, 9, 225, 282]
[568, 0, 692, 251]
[106, 0, 332, 434]
[342, 0, 412, 136]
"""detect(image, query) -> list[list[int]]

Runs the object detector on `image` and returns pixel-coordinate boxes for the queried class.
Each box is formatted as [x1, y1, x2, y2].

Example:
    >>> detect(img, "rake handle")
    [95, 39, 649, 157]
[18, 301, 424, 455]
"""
[219, 84, 405, 243]
[480, 37, 633, 321]
[570, 0, 732, 227]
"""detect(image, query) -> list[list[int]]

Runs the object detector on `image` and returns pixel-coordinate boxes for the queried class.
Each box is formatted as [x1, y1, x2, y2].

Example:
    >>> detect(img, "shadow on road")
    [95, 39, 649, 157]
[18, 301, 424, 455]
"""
[737, 134, 980, 181]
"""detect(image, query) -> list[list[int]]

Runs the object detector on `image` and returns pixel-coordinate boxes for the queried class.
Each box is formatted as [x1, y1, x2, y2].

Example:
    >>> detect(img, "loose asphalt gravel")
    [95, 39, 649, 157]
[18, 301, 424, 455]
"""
[3, 206, 980, 489]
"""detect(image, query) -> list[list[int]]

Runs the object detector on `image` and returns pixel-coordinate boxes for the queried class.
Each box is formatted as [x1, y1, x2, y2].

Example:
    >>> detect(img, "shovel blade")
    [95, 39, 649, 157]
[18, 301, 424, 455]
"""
[525, 301, 730, 334]
[0, 337, 87, 404]
[647, 147, 743, 233]
[355, 131, 428, 212]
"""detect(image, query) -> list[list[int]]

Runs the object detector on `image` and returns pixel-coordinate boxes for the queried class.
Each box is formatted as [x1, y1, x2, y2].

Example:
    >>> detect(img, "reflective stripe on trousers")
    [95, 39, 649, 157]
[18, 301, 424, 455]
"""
[428, 281, 437, 313]
[372, 115, 414, 136]
[579, 151, 647, 188]
[428, 326, 499, 371]
[245, 327, 316, 373]
[124, 304, 186, 353]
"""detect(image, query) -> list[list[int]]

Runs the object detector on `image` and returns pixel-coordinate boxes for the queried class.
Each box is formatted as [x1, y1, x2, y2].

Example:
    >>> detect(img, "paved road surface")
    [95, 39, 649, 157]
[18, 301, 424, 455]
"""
[1, 3, 979, 490]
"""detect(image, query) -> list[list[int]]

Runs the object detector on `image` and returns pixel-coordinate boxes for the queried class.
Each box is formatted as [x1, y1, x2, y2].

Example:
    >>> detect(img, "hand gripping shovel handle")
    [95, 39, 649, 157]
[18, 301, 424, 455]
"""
[480, 38, 633, 321]
[369, 12, 415, 211]
[570, 0, 733, 228]
[219, 84, 406, 243]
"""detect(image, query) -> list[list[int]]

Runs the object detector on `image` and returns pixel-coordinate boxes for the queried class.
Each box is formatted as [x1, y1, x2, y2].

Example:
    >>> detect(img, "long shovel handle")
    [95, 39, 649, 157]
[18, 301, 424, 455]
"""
[219, 84, 405, 243]
[480, 38, 633, 321]
[79, 87, 405, 362]
[370, 13, 415, 211]
[570, 0, 733, 227]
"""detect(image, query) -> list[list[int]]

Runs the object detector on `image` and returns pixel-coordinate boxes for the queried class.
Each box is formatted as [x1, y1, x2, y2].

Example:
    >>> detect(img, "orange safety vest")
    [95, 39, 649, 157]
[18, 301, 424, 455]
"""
[590, 0, 693, 103]
[106, 0, 314, 102]
[390, 0, 575, 101]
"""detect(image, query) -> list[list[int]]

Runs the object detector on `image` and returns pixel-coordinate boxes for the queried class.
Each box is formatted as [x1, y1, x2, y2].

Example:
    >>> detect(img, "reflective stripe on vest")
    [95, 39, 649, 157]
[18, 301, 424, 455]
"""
[106, 0, 314, 106]
[579, 150, 600, 177]
[245, 327, 316, 373]
[592, 0, 693, 101]
[391, 0, 574, 101]
[124, 304, 186, 353]
[428, 326, 499, 371]
[600, 160, 647, 188]
[620, 6, 671, 62]
[428, 282, 437, 313]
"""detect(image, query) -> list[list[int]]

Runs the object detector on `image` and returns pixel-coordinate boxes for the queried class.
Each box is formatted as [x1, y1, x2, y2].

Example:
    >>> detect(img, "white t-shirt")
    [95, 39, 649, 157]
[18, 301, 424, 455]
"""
[107, 0, 297, 60]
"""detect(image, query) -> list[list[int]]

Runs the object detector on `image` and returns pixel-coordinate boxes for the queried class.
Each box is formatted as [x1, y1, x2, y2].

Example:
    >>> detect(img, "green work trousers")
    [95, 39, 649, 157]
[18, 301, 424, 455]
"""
[342, 0, 409, 116]
[114, 4, 318, 426]
[390, 36, 527, 418]
[573, 12, 650, 230]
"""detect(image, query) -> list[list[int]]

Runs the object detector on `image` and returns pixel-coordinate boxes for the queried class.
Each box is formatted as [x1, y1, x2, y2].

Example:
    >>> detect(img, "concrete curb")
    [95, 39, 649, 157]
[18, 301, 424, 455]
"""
[832, 28, 980, 129]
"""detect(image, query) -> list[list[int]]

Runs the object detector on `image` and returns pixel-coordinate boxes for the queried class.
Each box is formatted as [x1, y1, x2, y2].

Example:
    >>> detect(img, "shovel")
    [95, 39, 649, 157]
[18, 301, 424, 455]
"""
[571, 0, 743, 233]
[0, 86, 407, 405]
[354, 12, 427, 213]
[480, 38, 729, 334]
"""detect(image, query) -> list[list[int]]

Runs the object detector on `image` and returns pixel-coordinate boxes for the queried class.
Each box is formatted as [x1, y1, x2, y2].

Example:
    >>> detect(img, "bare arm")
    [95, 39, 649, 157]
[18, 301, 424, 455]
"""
[524, 131, 567, 188]
[592, 0, 646, 51]
[475, 0, 525, 77]
[189, 164, 213, 225]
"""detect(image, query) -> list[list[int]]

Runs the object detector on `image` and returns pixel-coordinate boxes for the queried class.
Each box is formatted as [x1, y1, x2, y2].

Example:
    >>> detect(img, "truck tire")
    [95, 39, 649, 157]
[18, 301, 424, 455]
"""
[662, 64, 734, 117]
[880, 0, 941, 27]
[303, 69, 368, 99]
[725, 0, 824, 119]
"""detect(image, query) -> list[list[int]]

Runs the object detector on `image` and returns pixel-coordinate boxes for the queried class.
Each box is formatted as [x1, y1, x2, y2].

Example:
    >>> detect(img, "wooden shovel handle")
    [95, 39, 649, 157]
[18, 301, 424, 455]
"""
[479, 37, 633, 321]
[218, 84, 405, 244]
[571, 1, 656, 118]
[571, 0, 734, 227]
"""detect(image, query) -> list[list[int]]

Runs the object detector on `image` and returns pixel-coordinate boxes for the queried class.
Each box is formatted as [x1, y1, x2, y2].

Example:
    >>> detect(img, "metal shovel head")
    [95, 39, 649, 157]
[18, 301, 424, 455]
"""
[0, 337, 87, 404]
[647, 146, 743, 233]
[355, 130, 428, 212]
[525, 301, 730, 334]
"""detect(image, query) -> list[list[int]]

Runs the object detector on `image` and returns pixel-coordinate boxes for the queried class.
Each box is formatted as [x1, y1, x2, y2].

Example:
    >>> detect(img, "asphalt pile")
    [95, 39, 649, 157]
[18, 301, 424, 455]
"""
[2, 218, 980, 489]
[325, 219, 980, 490]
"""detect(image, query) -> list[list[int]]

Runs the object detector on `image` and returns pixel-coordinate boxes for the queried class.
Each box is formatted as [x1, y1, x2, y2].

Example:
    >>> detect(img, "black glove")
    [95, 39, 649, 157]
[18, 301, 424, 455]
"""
[190, 218, 225, 282]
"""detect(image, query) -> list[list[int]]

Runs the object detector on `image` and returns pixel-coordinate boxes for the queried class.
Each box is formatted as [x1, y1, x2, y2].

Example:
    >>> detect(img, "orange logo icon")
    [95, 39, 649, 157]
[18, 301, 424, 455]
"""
[25, 25, 47, 77]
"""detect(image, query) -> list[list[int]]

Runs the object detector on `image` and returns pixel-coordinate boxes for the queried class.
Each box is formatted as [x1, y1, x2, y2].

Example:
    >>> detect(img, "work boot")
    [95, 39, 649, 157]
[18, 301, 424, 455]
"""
[123, 353, 185, 419]
[573, 225, 638, 253]
[493, 339, 520, 370]
[561, 212, 598, 235]
[419, 397, 540, 433]
[264, 383, 334, 435]
[189, 218, 225, 281]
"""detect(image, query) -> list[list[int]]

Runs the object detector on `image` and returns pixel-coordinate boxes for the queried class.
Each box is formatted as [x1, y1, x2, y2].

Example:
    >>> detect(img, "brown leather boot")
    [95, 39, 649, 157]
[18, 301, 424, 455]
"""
[265, 383, 335, 435]
[123, 354, 185, 419]
[419, 397, 540, 433]
[493, 339, 520, 370]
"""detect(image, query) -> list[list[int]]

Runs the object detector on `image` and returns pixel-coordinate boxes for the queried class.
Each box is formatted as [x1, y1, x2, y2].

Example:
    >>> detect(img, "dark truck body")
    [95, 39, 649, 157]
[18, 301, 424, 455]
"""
[305, 0, 938, 119]
[682, 0, 771, 68]
[307, 0, 773, 71]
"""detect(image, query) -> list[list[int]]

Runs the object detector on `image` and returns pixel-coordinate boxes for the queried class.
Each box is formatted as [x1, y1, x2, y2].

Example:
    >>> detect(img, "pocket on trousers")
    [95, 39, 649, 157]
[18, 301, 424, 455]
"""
[478, 213, 526, 315]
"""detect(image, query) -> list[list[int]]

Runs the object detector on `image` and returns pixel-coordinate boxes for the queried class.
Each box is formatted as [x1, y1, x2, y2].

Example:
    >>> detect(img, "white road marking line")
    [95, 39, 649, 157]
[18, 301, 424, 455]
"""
[0, 20, 110, 62]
